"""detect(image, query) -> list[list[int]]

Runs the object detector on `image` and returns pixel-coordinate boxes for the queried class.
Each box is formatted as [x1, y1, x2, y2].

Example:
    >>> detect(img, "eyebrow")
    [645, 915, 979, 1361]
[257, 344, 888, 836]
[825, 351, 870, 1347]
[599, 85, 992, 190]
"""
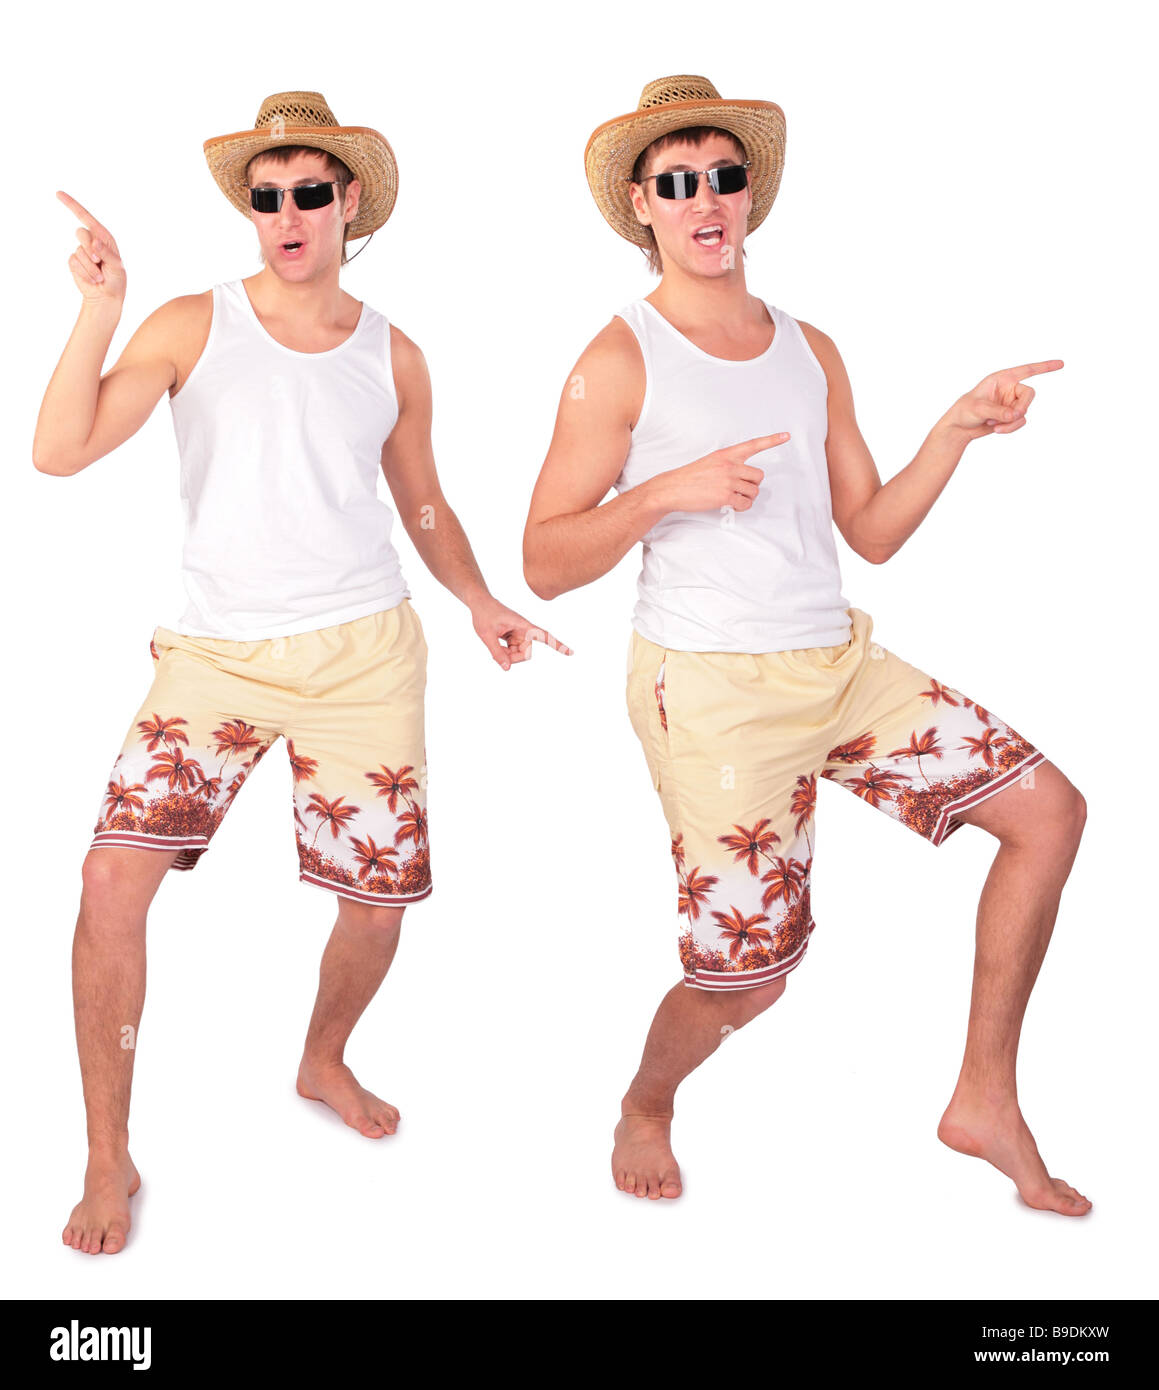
[656, 157, 737, 174]
[251, 176, 328, 187]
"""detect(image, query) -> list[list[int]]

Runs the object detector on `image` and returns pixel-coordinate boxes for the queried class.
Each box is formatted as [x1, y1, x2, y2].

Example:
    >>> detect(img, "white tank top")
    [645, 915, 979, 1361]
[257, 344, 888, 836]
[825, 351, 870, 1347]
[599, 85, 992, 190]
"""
[167, 279, 410, 639]
[612, 297, 853, 653]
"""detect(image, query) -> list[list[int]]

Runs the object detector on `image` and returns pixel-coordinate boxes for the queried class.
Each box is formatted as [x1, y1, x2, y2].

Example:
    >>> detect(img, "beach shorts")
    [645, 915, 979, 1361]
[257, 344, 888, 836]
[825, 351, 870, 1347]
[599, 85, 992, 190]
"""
[89, 599, 432, 907]
[625, 606, 1045, 991]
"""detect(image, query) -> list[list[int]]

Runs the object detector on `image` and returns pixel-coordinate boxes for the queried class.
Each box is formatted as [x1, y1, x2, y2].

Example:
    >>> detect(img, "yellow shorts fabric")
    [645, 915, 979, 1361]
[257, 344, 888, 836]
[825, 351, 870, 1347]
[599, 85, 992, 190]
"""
[90, 599, 431, 907]
[626, 606, 1044, 992]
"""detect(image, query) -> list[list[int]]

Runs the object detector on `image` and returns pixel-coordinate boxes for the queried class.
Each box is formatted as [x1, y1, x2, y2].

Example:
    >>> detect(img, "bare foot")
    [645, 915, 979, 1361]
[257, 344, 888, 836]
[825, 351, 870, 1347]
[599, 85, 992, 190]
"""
[938, 1094, 1091, 1216]
[62, 1150, 141, 1255]
[296, 1060, 399, 1138]
[612, 1114, 682, 1199]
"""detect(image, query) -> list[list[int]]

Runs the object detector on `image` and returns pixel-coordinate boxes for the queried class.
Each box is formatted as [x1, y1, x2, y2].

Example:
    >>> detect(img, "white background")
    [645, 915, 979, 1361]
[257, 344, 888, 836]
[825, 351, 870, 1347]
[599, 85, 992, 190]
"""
[3, 0, 1155, 1301]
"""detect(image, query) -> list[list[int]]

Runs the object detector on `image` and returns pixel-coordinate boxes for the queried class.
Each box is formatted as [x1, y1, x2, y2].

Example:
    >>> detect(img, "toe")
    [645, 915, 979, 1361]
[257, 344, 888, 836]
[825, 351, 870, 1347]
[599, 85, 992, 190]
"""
[104, 1227, 126, 1253]
[623, 1172, 637, 1194]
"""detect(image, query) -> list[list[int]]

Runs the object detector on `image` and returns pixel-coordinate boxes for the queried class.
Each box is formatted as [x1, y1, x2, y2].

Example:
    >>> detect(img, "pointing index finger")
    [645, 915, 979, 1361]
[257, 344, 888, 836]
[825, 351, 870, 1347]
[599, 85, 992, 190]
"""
[532, 628, 573, 656]
[1000, 360, 1065, 382]
[56, 190, 112, 241]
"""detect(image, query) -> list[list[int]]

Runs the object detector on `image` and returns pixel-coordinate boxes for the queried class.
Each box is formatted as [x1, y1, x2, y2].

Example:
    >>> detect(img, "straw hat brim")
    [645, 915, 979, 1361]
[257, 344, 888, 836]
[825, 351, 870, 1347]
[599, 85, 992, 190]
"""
[585, 98, 786, 247]
[203, 124, 398, 239]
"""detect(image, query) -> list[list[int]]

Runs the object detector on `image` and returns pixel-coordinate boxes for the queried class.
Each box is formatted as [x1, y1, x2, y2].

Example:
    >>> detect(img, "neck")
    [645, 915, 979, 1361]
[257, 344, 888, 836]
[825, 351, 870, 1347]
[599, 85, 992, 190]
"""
[245, 265, 346, 320]
[647, 261, 758, 326]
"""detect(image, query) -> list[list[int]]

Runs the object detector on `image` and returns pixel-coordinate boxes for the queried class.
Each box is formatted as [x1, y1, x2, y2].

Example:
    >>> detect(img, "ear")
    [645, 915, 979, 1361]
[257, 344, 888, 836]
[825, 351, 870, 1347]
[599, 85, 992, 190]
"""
[344, 178, 361, 225]
[628, 181, 652, 228]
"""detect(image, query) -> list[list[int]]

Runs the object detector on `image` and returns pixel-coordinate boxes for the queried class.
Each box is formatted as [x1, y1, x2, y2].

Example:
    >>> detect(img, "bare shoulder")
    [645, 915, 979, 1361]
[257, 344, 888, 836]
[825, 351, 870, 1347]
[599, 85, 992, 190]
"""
[387, 322, 430, 414]
[795, 317, 839, 368]
[111, 290, 212, 396]
[151, 290, 213, 341]
[388, 321, 427, 373]
[580, 313, 642, 374]
[565, 314, 645, 427]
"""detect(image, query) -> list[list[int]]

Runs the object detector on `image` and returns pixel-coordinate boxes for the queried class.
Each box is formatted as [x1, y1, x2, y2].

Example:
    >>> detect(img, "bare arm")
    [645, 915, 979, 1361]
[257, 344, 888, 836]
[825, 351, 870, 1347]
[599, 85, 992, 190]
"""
[382, 324, 571, 668]
[523, 319, 664, 601]
[800, 320, 1059, 565]
[33, 190, 187, 476]
[31, 300, 197, 475]
[524, 318, 788, 601]
[380, 325, 492, 607]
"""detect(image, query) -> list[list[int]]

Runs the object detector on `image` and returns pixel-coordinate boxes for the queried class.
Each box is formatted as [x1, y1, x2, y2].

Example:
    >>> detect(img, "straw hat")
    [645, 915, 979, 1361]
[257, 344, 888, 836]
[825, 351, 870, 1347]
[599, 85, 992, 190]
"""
[584, 75, 786, 247]
[202, 91, 398, 239]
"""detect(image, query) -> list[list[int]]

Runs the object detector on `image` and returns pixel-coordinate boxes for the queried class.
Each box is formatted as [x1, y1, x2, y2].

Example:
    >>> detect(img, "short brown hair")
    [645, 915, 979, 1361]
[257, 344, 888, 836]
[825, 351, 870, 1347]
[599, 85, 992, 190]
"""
[630, 126, 749, 276]
[245, 144, 356, 267]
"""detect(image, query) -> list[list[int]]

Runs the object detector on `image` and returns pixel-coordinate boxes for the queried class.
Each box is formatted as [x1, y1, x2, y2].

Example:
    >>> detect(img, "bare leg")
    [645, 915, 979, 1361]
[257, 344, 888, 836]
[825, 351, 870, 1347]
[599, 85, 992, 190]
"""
[937, 760, 1091, 1215]
[612, 975, 787, 1199]
[62, 846, 178, 1255]
[296, 899, 404, 1138]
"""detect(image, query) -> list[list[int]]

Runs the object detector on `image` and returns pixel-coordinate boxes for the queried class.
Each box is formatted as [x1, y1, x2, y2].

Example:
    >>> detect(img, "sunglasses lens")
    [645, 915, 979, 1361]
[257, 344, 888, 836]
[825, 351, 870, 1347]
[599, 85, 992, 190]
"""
[710, 165, 748, 195]
[249, 187, 282, 213]
[654, 171, 698, 200]
[292, 183, 336, 210]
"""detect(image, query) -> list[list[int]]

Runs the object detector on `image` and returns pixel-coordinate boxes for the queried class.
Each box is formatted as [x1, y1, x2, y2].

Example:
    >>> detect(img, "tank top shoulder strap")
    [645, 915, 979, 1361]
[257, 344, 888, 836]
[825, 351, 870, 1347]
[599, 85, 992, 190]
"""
[209, 278, 276, 346]
[770, 302, 827, 382]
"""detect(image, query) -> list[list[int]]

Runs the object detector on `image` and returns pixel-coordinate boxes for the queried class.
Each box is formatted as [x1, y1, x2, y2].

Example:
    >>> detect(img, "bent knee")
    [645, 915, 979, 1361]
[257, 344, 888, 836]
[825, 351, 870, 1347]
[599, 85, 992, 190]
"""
[1053, 779, 1087, 842]
[730, 974, 788, 1019]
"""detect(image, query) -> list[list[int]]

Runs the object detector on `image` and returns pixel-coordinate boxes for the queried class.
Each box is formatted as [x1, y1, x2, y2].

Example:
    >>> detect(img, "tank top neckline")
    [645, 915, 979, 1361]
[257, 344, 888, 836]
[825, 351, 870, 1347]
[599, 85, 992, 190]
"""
[234, 279, 368, 359]
[638, 297, 783, 366]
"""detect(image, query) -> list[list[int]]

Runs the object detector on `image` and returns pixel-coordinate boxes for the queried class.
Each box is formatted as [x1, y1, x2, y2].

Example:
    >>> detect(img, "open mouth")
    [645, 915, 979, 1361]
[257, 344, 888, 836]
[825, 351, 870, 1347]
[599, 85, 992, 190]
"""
[693, 225, 724, 247]
[280, 241, 305, 256]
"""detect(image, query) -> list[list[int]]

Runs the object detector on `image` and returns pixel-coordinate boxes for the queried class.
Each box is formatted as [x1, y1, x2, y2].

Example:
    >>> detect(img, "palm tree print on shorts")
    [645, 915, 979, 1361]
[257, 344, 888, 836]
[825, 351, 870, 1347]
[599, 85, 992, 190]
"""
[673, 773, 818, 980]
[92, 713, 271, 866]
[93, 717, 431, 900]
[667, 672, 1039, 980]
[820, 677, 1039, 842]
[293, 753, 431, 901]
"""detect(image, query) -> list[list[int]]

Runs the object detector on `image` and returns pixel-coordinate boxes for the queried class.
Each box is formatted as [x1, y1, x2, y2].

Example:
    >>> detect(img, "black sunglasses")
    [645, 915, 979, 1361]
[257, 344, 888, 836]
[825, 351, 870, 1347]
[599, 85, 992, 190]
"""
[636, 161, 751, 201]
[248, 181, 347, 214]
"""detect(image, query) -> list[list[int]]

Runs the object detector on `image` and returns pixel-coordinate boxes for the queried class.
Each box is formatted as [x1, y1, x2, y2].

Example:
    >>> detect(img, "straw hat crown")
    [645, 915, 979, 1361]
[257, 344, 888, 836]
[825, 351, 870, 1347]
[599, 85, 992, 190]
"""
[203, 90, 398, 238]
[584, 74, 786, 247]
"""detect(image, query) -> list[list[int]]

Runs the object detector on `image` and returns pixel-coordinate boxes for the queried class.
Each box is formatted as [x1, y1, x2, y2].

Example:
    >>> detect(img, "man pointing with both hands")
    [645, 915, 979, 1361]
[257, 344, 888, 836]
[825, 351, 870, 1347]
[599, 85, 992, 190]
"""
[524, 74, 1089, 1213]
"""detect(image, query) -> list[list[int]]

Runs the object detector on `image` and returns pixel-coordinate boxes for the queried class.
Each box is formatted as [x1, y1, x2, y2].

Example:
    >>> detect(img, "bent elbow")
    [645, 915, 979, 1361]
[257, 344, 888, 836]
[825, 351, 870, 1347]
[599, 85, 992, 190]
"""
[32, 449, 69, 476]
[522, 535, 559, 601]
[523, 565, 559, 602]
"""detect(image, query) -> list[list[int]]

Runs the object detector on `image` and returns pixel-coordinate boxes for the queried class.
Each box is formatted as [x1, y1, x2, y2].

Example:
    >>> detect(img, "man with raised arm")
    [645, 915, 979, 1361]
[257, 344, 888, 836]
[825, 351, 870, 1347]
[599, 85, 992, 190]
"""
[36, 90, 568, 1255]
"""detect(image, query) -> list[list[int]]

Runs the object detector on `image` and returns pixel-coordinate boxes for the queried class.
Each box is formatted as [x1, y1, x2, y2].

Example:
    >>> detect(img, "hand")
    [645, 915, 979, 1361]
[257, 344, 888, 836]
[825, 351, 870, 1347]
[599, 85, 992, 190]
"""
[660, 433, 790, 514]
[945, 360, 1063, 440]
[471, 598, 573, 671]
[57, 190, 126, 306]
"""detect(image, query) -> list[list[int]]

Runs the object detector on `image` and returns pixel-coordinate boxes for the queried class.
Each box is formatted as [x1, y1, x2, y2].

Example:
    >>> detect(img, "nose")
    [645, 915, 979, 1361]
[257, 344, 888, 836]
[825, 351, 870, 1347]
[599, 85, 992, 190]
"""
[691, 174, 719, 214]
[274, 194, 305, 229]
